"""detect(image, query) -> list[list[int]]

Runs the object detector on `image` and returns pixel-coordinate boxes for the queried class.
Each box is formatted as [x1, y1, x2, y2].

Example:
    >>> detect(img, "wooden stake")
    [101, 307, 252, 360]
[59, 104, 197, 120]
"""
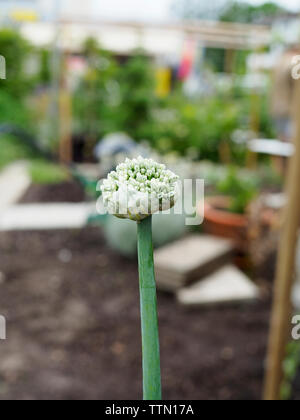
[264, 80, 300, 400]
[246, 89, 260, 169]
[59, 88, 72, 164]
[59, 52, 73, 164]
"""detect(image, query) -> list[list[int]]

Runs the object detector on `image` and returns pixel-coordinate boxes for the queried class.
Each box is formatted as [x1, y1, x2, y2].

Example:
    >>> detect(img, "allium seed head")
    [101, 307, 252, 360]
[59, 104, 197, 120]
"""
[101, 156, 179, 221]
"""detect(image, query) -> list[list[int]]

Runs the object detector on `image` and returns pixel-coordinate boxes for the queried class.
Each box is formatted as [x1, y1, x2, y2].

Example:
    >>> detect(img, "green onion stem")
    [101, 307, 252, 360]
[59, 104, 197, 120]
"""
[137, 216, 162, 400]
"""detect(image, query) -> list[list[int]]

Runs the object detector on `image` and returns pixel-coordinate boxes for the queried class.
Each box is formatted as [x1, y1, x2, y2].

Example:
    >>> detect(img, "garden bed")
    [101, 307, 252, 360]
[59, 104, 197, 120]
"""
[0, 227, 277, 400]
[19, 181, 85, 204]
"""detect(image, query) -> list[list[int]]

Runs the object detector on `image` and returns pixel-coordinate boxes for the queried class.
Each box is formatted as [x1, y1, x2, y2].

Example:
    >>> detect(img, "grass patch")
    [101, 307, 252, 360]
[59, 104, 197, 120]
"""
[29, 160, 70, 185]
[0, 135, 70, 185]
[0, 134, 36, 170]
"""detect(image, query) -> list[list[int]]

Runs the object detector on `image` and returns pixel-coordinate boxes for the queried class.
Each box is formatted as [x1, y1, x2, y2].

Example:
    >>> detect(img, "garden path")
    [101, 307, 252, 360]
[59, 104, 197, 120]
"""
[0, 202, 95, 231]
[0, 162, 31, 211]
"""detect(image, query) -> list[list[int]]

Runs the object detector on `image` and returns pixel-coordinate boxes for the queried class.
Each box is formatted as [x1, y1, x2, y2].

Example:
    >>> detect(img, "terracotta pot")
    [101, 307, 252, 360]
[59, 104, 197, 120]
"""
[201, 196, 249, 251]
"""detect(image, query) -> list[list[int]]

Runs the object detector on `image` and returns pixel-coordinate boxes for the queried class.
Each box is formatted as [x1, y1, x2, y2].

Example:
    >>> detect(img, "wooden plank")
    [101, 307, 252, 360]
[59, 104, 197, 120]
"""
[264, 79, 300, 400]
[55, 19, 271, 50]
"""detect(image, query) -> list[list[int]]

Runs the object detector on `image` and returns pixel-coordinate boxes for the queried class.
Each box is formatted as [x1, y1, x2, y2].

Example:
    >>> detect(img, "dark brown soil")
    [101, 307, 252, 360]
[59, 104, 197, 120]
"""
[0, 227, 273, 400]
[19, 181, 85, 204]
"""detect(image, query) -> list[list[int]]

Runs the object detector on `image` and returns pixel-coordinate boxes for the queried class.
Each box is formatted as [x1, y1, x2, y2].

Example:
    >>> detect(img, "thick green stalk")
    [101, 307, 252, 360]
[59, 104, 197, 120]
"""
[137, 216, 162, 400]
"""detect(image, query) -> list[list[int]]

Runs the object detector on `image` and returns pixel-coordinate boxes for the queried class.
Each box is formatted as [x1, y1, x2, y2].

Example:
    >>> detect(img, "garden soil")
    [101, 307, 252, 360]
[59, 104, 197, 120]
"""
[19, 181, 85, 204]
[0, 226, 280, 401]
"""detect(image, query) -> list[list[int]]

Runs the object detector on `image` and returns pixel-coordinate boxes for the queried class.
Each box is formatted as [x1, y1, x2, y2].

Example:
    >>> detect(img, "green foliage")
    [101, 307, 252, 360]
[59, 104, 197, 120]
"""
[0, 29, 32, 98]
[116, 52, 156, 139]
[205, 48, 226, 72]
[259, 93, 276, 139]
[0, 90, 32, 129]
[220, 1, 286, 24]
[202, 161, 283, 192]
[0, 29, 275, 169]
[234, 50, 251, 76]
[173, 0, 287, 23]
[281, 341, 300, 400]
[0, 134, 37, 170]
[0, 30, 37, 162]
[72, 38, 274, 165]
[73, 47, 157, 143]
[147, 94, 241, 161]
[149, 89, 273, 164]
[73, 38, 119, 139]
[0, 135, 69, 185]
[197, 41, 251, 75]
[29, 160, 70, 185]
[217, 166, 258, 214]
[38, 48, 51, 85]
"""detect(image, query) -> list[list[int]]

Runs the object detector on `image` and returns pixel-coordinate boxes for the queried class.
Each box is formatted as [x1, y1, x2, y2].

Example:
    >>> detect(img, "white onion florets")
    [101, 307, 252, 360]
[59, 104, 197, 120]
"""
[101, 156, 179, 221]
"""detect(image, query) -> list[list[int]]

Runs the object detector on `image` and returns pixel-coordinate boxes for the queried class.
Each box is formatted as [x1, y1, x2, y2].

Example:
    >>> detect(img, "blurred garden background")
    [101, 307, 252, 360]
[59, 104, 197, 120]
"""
[0, 0, 300, 400]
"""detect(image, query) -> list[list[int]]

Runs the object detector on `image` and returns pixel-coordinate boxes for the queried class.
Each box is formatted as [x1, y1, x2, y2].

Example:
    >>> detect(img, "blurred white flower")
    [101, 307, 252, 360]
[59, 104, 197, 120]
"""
[101, 156, 179, 221]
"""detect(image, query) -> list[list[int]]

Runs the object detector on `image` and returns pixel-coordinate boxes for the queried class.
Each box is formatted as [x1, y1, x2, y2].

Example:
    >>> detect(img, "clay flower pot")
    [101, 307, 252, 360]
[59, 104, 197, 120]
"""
[201, 196, 249, 252]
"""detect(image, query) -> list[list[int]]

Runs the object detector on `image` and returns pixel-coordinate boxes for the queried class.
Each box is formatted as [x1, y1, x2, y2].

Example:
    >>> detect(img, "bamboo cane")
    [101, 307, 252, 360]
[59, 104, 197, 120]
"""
[264, 79, 300, 400]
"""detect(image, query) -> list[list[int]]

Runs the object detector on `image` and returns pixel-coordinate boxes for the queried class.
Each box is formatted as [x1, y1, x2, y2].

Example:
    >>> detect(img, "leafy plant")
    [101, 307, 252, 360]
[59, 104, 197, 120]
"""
[0, 90, 32, 129]
[116, 51, 157, 140]
[172, 0, 287, 23]
[73, 46, 158, 146]
[217, 166, 258, 214]
[72, 37, 274, 166]
[147, 94, 241, 161]
[73, 38, 119, 143]
[281, 341, 300, 400]
[37, 48, 51, 85]
[220, 1, 286, 24]
[0, 29, 32, 99]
